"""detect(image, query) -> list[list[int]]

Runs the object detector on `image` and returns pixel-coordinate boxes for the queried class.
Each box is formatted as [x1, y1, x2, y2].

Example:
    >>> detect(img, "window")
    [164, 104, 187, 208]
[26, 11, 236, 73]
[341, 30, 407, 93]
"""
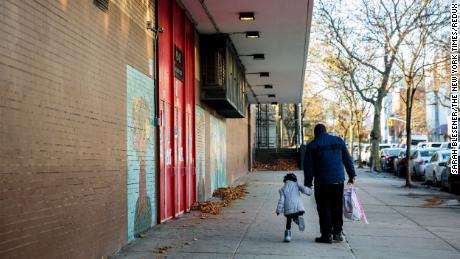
[421, 150, 437, 157]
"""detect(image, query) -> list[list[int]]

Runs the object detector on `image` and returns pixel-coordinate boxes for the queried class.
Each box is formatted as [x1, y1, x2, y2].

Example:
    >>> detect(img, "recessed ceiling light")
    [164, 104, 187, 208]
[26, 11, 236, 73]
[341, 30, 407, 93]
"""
[264, 84, 273, 89]
[259, 72, 269, 77]
[239, 12, 255, 21]
[245, 31, 260, 38]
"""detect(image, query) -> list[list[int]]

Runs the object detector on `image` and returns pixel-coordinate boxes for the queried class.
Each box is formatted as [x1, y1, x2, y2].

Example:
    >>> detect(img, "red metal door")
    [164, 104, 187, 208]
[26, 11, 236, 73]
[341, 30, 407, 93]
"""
[159, 0, 195, 221]
[160, 101, 174, 220]
[184, 18, 196, 208]
[158, 0, 174, 222]
[175, 105, 186, 214]
[185, 112, 192, 210]
[173, 0, 186, 215]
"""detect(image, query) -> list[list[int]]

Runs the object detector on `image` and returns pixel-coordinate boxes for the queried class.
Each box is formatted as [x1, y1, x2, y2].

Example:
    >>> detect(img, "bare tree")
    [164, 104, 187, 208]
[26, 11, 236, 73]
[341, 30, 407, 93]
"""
[395, 6, 449, 187]
[317, 0, 444, 171]
[322, 56, 372, 166]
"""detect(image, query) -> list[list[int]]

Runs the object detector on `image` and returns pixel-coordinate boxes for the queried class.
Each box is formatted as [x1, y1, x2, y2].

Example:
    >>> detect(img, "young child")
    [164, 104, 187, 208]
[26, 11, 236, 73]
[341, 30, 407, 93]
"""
[276, 173, 312, 242]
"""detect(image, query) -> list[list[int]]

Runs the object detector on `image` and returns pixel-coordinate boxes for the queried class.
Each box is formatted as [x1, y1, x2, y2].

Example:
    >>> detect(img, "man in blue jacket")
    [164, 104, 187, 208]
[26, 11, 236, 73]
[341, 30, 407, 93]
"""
[304, 124, 356, 243]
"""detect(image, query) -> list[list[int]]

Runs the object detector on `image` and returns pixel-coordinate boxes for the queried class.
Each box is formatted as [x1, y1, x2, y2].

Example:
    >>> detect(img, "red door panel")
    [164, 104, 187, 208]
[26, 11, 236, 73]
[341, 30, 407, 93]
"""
[158, 0, 174, 222]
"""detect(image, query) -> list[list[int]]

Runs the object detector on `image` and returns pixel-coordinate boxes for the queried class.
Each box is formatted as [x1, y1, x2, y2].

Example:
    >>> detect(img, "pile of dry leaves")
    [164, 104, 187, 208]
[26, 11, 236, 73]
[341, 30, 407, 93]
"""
[253, 159, 299, 171]
[191, 184, 248, 216]
[191, 200, 223, 215]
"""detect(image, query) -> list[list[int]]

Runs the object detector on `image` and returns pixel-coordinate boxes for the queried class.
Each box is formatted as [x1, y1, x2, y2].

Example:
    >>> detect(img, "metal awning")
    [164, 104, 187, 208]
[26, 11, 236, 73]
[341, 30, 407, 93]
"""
[181, 0, 314, 104]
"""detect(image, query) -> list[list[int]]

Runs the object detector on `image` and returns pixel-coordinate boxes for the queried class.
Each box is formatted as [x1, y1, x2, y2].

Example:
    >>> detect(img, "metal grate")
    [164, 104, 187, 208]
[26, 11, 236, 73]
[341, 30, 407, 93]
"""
[94, 0, 109, 12]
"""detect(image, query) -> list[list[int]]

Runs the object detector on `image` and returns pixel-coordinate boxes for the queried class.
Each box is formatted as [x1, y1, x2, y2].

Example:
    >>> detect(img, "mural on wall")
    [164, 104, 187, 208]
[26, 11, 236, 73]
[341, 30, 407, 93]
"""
[195, 106, 206, 201]
[126, 65, 156, 241]
[210, 115, 227, 193]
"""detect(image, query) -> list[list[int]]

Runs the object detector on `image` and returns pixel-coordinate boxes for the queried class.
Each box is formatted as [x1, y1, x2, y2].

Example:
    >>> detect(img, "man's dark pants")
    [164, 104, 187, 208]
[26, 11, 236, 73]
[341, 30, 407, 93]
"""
[314, 183, 344, 236]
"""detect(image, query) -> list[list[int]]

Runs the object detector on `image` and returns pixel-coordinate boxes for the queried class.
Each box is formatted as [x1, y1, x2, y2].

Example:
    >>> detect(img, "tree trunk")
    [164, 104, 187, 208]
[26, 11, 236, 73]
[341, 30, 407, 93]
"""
[349, 125, 354, 155]
[405, 88, 414, 187]
[357, 119, 363, 168]
[371, 102, 382, 172]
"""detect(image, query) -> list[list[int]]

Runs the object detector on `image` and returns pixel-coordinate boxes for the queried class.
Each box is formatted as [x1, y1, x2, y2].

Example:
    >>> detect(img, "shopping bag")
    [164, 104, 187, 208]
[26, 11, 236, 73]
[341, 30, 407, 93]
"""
[343, 187, 368, 224]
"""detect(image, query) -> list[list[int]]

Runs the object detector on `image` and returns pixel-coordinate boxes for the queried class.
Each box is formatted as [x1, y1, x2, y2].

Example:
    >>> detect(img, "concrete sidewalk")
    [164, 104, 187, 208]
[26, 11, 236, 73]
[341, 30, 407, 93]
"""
[113, 169, 460, 259]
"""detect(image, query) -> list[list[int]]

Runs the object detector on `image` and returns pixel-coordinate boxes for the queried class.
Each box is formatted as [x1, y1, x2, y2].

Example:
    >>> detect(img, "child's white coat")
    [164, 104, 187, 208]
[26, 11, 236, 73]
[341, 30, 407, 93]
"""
[276, 180, 312, 215]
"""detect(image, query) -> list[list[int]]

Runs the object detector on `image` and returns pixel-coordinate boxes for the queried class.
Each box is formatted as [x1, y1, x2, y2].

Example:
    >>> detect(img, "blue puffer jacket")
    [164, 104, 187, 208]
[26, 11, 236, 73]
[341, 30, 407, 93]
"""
[303, 133, 356, 187]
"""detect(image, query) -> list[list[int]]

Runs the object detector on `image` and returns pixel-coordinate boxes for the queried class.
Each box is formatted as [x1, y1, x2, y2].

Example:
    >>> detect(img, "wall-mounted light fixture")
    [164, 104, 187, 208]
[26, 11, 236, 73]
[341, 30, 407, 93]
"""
[239, 12, 255, 21]
[239, 54, 265, 60]
[247, 72, 270, 77]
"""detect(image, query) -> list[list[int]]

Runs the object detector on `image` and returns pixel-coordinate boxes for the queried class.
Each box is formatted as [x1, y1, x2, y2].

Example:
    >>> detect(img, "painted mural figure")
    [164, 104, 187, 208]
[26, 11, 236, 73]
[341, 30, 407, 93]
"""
[132, 97, 153, 234]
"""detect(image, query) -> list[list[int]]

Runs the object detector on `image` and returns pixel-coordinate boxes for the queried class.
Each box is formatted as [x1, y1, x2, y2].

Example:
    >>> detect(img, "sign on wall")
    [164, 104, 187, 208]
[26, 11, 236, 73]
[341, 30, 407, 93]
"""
[174, 45, 184, 81]
[126, 65, 156, 241]
[195, 106, 206, 201]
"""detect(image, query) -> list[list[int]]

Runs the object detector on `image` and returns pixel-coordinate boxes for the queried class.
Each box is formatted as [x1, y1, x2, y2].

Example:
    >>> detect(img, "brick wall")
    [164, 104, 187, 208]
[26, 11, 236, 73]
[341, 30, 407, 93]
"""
[0, 0, 154, 258]
[226, 113, 250, 183]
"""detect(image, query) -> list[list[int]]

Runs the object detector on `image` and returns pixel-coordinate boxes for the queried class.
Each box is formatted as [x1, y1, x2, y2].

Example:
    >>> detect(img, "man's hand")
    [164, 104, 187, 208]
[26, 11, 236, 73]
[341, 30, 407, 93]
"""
[347, 177, 355, 185]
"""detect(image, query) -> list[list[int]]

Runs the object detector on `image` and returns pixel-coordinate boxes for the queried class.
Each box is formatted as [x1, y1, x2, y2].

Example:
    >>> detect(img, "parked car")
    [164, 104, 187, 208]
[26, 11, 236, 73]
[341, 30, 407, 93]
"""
[440, 142, 451, 150]
[417, 142, 428, 149]
[361, 144, 371, 164]
[410, 148, 440, 179]
[424, 150, 451, 186]
[379, 144, 391, 150]
[394, 149, 417, 176]
[380, 148, 401, 171]
[353, 144, 365, 162]
[441, 157, 460, 193]
[425, 142, 443, 148]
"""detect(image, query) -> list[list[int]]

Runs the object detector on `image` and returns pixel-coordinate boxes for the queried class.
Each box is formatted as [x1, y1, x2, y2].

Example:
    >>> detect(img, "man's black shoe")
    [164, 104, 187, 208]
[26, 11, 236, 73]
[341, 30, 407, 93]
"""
[333, 233, 344, 242]
[315, 235, 332, 244]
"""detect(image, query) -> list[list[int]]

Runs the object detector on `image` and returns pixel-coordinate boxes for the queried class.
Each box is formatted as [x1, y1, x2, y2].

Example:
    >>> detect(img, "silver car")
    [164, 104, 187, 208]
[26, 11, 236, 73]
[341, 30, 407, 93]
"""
[424, 150, 451, 186]
[410, 148, 440, 179]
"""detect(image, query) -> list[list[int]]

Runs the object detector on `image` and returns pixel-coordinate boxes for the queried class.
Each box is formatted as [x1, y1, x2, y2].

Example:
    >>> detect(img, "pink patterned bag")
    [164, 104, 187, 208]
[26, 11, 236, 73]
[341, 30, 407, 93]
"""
[343, 187, 368, 224]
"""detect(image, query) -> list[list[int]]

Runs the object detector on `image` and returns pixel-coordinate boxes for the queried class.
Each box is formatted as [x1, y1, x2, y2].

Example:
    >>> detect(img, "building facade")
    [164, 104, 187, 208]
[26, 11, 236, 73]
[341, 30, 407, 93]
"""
[0, 0, 313, 258]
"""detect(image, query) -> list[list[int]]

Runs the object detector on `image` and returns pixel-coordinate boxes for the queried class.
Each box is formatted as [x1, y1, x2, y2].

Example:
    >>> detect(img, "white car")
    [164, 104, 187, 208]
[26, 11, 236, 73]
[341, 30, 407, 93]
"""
[353, 145, 364, 162]
[440, 142, 451, 149]
[417, 142, 428, 149]
[410, 148, 440, 178]
[379, 144, 392, 150]
[424, 150, 451, 186]
[361, 144, 371, 164]
[361, 144, 390, 165]
[425, 142, 443, 148]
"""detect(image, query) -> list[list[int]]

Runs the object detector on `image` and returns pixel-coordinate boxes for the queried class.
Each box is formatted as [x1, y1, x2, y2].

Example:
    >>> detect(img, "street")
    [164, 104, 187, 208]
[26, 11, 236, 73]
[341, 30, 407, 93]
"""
[113, 169, 460, 259]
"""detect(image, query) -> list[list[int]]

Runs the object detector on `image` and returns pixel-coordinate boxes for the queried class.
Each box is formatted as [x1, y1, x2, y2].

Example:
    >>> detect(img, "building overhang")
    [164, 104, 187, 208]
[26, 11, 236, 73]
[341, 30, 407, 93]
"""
[181, 0, 314, 104]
